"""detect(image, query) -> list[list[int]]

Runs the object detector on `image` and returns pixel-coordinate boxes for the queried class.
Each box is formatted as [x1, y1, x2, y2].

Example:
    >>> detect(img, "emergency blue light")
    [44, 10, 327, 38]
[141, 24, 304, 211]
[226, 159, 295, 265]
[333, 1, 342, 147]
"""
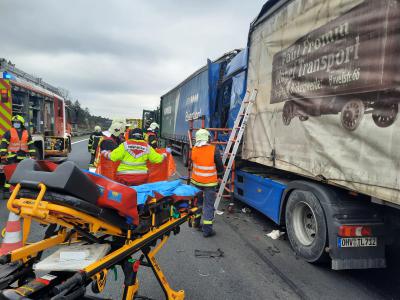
[3, 72, 12, 79]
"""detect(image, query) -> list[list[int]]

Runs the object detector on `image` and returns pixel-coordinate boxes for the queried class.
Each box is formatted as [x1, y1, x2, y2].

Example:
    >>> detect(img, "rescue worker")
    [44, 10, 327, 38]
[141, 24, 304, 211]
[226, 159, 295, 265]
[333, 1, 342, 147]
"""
[0, 115, 36, 163]
[190, 129, 224, 237]
[103, 128, 167, 186]
[0, 115, 36, 189]
[88, 125, 102, 167]
[144, 122, 159, 149]
[124, 123, 132, 141]
[94, 121, 125, 179]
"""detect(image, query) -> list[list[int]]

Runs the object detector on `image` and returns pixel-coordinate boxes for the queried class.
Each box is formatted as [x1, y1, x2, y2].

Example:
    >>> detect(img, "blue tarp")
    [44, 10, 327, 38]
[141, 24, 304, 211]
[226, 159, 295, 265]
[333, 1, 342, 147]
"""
[132, 180, 200, 205]
[225, 49, 248, 128]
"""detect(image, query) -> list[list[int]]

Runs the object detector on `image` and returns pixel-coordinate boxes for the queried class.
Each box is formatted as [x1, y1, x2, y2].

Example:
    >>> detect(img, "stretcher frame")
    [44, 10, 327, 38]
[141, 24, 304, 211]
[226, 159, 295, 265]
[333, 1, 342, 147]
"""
[0, 182, 198, 300]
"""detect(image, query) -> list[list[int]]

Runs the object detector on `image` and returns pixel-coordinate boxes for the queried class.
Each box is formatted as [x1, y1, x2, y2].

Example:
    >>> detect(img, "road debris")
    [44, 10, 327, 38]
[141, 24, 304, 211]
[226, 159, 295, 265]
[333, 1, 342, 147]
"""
[265, 230, 285, 240]
[194, 248, 224, 258]
[227, 203, 235, 213]
[241, 207, 251, 214]
[266, 245, 280, 256]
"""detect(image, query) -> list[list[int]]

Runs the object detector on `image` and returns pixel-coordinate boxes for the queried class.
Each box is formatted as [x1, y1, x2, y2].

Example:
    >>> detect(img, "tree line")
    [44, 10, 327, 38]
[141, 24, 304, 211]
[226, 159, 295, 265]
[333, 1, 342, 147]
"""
[65, 100, 111, 131]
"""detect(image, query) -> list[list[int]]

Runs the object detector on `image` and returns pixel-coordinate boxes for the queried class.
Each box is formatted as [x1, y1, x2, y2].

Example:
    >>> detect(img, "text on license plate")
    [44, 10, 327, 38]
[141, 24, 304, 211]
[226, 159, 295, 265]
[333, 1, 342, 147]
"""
[338, 237, 377, 248]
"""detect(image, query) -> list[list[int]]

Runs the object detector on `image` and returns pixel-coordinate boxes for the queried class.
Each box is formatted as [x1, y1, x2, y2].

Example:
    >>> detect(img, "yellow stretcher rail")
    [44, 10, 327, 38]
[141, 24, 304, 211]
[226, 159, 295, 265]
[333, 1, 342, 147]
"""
[0, 182, 198, 300]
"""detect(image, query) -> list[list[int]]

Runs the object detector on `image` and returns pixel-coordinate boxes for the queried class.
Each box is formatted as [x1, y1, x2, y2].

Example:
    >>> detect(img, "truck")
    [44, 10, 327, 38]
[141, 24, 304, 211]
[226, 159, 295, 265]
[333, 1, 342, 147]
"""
[126, 118, 142, 129]
[142, 109, 159, 131]
[159, 49, 245, 165]
[235, 0, 400, 270]
[0, 59, 72, 169]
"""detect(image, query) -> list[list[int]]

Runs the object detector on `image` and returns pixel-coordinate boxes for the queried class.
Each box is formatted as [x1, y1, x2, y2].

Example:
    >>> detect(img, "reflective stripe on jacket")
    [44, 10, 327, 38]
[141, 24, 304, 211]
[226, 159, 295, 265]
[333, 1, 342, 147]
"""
[190, 144, 218, 186]
[110, 139, 165, 175]
[8, 128, 29, 153]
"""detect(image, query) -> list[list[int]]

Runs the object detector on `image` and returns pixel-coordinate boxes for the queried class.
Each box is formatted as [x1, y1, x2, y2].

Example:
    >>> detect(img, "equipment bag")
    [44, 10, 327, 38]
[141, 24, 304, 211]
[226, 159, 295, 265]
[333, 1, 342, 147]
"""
[85, 171, 139, 225]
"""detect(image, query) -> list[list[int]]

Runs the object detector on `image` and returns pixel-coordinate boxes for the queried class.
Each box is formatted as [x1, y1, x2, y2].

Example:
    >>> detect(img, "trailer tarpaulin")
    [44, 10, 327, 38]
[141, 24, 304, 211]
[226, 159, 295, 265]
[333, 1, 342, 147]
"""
[225, 49, 247, 128]
[243, 0, 400, 205]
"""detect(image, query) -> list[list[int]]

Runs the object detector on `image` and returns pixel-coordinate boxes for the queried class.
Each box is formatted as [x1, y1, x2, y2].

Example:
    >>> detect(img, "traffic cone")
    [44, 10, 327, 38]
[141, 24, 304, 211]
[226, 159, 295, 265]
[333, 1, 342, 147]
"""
[0, 212, 22, 255]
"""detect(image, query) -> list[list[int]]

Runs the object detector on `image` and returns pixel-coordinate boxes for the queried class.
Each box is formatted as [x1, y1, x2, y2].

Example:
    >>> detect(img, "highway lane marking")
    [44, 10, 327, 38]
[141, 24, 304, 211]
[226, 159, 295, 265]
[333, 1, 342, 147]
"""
[71, 138, 89, 145]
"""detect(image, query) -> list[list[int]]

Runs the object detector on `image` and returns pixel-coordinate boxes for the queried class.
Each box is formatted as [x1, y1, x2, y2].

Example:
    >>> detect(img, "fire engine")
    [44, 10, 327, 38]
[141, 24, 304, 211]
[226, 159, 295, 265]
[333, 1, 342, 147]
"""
[0, 59, 72, 167]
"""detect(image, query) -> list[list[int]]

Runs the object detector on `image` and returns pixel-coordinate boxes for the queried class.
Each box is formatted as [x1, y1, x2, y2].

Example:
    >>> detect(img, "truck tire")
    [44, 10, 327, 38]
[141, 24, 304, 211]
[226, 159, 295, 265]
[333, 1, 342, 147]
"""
[285, 189, 328, 263]
[182, 144, 189, 167]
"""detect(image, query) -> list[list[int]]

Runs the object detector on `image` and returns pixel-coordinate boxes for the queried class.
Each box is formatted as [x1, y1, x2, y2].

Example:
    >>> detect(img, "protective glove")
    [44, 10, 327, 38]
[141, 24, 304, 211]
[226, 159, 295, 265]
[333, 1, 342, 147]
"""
[166, 147, 172, 154]
[101, 150, 110, 159]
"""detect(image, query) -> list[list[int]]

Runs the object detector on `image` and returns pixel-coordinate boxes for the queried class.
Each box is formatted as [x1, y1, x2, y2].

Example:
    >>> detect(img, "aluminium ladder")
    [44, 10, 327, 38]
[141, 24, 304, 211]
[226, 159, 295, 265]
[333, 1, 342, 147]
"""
[214, 89, 258, 213]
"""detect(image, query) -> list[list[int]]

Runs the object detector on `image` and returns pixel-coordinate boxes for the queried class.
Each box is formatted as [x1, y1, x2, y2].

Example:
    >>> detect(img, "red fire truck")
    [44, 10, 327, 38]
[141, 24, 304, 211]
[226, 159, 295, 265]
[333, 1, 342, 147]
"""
[0, 59, 72, 170]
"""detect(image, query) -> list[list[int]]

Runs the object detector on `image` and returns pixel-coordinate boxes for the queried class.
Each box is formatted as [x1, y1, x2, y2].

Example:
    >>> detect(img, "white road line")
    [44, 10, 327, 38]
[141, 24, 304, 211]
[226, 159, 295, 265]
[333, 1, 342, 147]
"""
[71, 138, 89, 145]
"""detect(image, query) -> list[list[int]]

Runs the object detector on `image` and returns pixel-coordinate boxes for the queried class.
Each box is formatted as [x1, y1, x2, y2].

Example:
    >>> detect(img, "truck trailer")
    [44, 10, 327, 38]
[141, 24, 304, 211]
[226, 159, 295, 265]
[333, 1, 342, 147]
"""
[160, 49, 245, 165]
[0, 59, 72, 167]
[235, 0, 400, 270]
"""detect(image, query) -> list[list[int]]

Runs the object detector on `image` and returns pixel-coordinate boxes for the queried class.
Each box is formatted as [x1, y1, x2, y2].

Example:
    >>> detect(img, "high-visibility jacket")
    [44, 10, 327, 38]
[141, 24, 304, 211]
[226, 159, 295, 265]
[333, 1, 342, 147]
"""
[110, 139, 165, 175]
[0, 128, 35, 160]
[8, 128, 29, 152]
[190, 144, 218, 187]
[144, 131, 158, 148]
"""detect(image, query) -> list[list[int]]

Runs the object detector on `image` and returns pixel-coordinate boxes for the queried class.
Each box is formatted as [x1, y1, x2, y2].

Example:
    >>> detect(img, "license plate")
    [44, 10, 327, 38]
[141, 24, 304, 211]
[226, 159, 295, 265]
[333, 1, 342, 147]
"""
[338, 237, 377, 248]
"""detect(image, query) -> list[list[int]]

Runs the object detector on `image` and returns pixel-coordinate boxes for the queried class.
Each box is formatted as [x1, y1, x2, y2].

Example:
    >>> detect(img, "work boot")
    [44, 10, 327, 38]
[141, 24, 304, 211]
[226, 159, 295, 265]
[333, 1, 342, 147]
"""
[202, 224, 216, 237]
[203, 230, 216, 238]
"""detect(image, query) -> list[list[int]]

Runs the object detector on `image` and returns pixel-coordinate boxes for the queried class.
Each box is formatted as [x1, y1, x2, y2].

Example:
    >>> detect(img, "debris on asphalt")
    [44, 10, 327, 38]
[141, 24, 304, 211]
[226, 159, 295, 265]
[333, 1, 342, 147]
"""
[194, 248, 224, 258]
[176, 249, 185, 253]
[198, 271, 210, 277]
[265, 230, 285, 240]
[216, 210, 224, 215]
[241, 207, 251, 214]
[266, 245, 280, 256]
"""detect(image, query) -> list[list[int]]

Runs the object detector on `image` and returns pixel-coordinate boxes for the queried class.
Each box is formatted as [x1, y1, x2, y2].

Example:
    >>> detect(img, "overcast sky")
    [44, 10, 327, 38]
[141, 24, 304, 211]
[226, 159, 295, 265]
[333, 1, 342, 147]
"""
[1, 1, 265, 119]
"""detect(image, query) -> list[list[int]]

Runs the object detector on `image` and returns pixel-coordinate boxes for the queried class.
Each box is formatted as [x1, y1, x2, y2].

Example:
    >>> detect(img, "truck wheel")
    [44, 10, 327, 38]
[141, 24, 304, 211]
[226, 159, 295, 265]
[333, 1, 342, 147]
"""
[182, 144, 189, 167]
[285, 189, 328, 263]
[282, 101, 294, 126]
[372, 102, 398, 128]
[340, 99, 365, 131]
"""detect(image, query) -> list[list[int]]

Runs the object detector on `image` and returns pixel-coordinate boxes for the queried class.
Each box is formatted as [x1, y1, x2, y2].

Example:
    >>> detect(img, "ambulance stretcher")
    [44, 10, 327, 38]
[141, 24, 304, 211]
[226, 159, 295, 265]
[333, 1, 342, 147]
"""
[0, 160, 199, 300]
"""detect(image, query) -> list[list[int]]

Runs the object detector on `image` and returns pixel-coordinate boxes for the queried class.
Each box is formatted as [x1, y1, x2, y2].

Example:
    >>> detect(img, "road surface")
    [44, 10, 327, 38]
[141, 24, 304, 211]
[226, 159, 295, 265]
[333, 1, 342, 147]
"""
[0, 137, 399, 299]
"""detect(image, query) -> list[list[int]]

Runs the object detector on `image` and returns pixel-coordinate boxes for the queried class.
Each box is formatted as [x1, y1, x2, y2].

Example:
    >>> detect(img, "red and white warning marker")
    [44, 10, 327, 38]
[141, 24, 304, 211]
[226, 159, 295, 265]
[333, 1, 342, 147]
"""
[0, 212, 22, 255]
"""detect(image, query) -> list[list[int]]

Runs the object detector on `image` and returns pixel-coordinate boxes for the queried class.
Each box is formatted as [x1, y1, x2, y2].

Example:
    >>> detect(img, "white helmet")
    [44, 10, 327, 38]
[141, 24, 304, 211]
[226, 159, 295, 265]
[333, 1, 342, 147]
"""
[149, 122, 159, 130]
[195, 129, 210, 143]
[108, 121, 125, 137]
[94, 125, 101, 132]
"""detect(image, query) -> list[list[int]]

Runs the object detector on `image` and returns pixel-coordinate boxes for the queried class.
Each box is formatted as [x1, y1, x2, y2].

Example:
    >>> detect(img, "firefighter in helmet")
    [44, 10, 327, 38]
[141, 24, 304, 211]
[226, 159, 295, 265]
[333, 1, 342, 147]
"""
[94, 120, 125, 179]
[0, 115, 36, 188]
[103, 128, 167, 186]
[88, 125, 102, 167]
[0, 115, 36, 162]
[190, 129, 224, 237]
[144, 122, 159, 149]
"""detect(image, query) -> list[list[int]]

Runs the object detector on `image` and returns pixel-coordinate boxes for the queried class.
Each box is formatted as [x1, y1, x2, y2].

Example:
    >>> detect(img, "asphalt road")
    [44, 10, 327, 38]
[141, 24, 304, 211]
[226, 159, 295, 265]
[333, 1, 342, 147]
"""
[0, 138, 400, 299]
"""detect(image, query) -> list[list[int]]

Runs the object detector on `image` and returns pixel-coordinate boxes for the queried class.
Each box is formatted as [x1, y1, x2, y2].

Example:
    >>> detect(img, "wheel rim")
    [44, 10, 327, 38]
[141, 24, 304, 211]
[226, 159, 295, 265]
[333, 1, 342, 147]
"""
[340, 99, 365, 131]
[292, 201, 317, 246]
